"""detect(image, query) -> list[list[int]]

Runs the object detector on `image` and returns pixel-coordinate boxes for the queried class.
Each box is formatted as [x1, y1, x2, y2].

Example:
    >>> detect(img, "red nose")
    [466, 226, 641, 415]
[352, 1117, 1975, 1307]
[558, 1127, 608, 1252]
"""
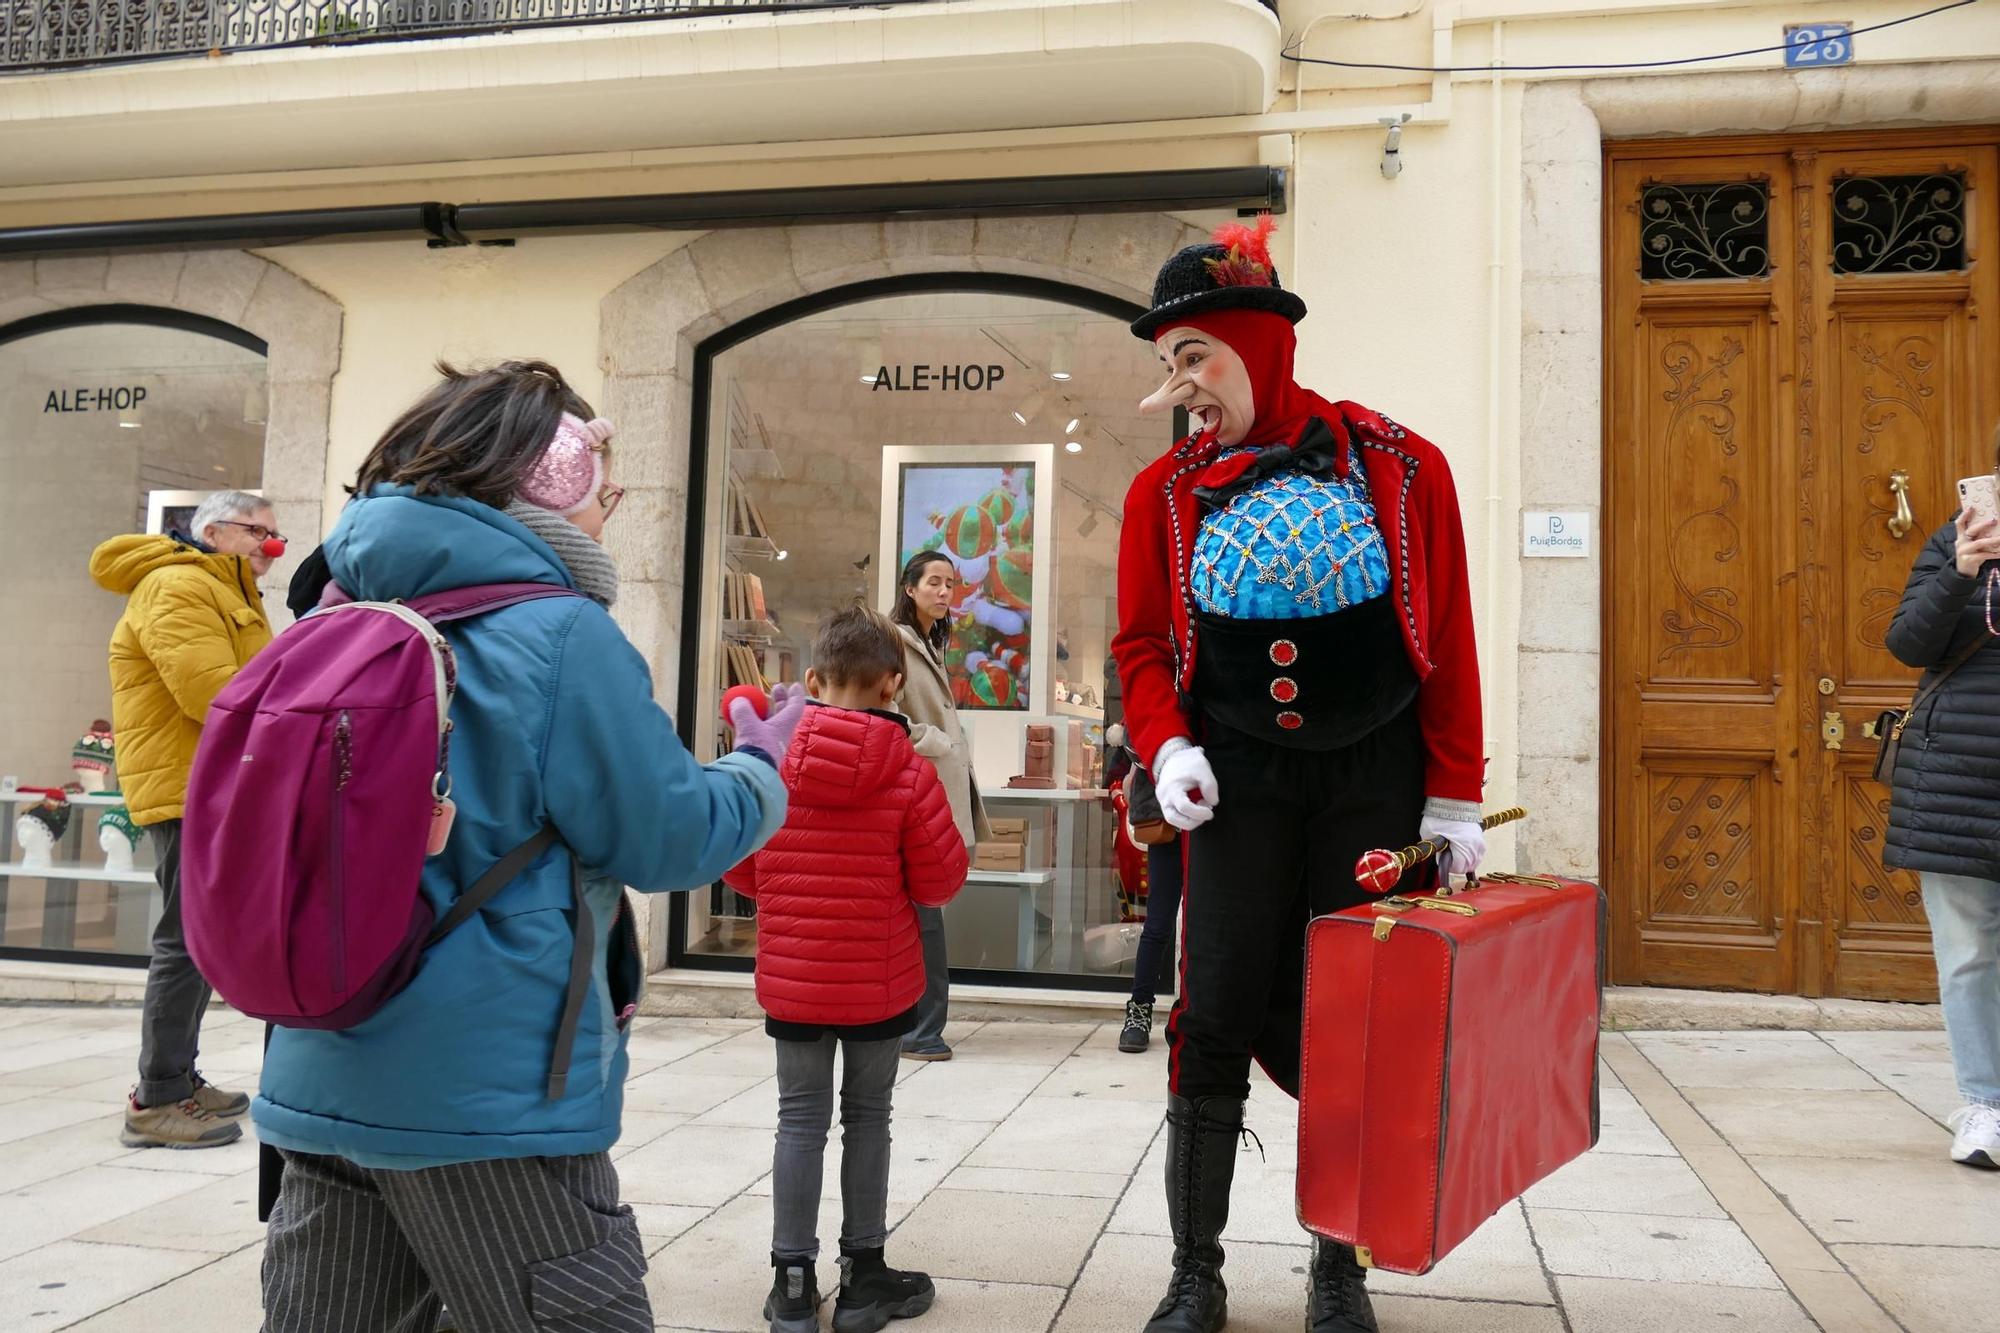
[260, 538, 288, 558]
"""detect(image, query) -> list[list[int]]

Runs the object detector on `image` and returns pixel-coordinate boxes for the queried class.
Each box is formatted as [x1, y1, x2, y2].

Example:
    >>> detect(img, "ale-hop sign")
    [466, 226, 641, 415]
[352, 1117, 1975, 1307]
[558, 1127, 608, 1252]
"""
[868, 364, 1006, 392]
[44, 385, 147, 414]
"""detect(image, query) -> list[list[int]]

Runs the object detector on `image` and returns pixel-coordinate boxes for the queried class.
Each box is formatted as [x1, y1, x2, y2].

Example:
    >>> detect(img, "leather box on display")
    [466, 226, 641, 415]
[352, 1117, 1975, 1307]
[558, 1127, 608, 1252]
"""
[1297, 874, 1605, 1275]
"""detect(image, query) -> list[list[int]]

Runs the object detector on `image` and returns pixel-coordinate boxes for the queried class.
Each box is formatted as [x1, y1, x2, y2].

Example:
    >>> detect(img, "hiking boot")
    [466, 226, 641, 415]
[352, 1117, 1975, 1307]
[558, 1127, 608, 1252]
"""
[1142, 1095, 1240, 1333]
[121, 1093, 243, 1149]
[190, 1073, 250, 1120]
[1306, 1238, 1379, 1332]
[899, 1042, 952, 1062]
[764, 1255, 821, 1333]
[834, 1246, 934, 1332]
[1119, 1000, 1154, 1054]
[1948, 1104, 2000, 1170]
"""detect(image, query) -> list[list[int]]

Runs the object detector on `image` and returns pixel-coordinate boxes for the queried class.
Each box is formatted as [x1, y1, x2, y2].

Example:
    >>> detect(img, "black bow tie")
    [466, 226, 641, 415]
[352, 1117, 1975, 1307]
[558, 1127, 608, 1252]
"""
[1194, 417, 1346, 511]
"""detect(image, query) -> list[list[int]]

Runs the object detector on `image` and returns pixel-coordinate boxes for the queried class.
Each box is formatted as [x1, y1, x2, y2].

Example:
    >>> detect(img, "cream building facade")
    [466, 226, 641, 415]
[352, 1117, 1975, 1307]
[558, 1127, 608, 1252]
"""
[3, 0, 1996, 1002]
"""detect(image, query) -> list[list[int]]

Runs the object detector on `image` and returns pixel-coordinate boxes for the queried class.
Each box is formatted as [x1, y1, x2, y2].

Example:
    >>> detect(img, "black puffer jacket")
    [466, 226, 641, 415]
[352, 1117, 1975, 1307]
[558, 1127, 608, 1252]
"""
[1883, 521, 2000, 882]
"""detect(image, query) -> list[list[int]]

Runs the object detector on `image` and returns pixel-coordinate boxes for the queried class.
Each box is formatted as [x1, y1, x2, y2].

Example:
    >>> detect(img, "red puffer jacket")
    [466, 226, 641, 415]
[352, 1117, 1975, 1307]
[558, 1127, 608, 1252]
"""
[724, 703, 969, 1027]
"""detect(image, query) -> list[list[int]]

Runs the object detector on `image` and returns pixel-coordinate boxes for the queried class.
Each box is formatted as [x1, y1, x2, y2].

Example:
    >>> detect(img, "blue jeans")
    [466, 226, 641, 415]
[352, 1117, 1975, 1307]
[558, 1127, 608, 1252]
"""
[1921, 872, 2000, 1109]
[1130, 840, 1184, 1007]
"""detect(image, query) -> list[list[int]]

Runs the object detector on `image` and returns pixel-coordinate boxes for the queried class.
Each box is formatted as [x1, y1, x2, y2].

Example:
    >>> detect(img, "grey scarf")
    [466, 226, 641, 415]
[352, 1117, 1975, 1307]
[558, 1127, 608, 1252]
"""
[505, 501, 619, 609]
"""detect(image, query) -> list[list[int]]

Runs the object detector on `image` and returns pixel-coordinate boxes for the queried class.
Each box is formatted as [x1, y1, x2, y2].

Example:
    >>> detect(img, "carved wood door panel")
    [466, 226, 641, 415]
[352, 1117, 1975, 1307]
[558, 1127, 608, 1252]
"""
[1608, 152, 1798, 995]
[1803, 144, 1999, 1000]
[1607, 133, 1999, 999]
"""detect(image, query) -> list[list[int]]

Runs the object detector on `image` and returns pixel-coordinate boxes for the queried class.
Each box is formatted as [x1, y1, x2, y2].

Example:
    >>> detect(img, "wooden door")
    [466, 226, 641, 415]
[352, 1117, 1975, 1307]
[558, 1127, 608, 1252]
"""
[1606, 131, 2000, 999]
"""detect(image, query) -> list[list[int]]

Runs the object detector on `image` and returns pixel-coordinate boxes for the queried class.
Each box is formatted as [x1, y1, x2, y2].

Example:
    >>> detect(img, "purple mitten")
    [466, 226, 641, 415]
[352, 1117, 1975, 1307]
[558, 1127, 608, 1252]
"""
[729, 682, 806, 768]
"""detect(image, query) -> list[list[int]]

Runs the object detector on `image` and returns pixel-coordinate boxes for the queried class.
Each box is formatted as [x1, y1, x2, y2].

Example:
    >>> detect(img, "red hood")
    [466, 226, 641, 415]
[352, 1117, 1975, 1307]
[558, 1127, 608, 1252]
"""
[782, 704, 915, 808]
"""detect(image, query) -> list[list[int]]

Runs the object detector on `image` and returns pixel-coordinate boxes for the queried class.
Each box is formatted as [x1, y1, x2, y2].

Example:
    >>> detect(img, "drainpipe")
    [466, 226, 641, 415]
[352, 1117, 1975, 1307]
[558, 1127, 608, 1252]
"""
[1485, 21, 1507, 841]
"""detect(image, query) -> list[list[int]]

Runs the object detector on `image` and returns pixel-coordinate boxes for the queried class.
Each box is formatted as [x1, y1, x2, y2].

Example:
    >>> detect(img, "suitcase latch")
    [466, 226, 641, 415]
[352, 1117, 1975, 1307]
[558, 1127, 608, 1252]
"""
[1475, 872, 1563, 890]
[1373, 916, 1398, 941]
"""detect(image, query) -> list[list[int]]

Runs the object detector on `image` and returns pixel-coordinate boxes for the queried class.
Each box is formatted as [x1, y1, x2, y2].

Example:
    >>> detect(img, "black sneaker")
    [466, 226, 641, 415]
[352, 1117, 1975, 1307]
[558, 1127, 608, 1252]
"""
[834, 1246, 935, 1333]
[764, 1255, 821, 1333]
[1118, 1000, 1154, 1053]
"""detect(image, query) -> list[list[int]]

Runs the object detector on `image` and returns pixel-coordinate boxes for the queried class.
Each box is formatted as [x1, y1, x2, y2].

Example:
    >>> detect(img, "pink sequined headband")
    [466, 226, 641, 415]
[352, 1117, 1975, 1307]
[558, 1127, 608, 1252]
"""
[517, 414, 615, 516]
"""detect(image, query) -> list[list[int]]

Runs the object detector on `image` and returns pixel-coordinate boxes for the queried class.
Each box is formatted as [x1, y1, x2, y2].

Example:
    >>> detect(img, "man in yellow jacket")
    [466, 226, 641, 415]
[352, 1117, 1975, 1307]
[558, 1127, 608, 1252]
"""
[91, 491, 280, 1149]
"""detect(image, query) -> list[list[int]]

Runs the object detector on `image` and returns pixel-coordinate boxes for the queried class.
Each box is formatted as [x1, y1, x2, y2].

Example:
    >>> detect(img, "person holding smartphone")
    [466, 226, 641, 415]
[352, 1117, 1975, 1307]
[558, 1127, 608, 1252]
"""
[1882, 426, 2000, 1171]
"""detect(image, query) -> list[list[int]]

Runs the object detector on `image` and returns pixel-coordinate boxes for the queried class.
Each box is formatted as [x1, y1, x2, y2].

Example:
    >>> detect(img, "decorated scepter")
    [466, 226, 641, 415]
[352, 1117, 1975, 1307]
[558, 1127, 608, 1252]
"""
[1354, 807, 1528, 894]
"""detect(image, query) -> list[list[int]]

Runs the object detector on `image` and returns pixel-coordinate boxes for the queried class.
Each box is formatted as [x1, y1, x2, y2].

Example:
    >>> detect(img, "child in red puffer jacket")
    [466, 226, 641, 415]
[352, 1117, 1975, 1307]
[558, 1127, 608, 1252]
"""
[724, 605, 969, 1333]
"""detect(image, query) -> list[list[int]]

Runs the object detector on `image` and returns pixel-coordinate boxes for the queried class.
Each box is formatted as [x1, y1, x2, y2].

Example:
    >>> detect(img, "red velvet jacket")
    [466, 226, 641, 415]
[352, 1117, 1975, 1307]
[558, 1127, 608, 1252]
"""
[1111, 403, 1483, 805]
[724, 704, 969, 1027]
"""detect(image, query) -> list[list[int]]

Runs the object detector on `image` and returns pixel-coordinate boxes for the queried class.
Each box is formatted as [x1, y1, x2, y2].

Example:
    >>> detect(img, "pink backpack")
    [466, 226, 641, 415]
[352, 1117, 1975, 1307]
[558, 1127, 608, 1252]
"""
[183, 583, 581, 1033]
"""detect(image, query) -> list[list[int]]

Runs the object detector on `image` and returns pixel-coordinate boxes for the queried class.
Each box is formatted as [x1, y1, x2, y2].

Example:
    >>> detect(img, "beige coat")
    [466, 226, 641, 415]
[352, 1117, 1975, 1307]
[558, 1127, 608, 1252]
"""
[894, 622, 991, 848]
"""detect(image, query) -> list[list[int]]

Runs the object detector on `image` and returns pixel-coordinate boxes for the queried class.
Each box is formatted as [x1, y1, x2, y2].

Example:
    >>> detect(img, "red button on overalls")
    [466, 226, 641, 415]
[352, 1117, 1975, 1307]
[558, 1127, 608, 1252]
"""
[1270, 640, 1299, 667]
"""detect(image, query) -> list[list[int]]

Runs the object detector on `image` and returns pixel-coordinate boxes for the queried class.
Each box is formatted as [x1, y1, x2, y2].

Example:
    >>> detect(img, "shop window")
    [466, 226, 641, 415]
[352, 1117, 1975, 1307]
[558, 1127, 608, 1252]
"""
[1832, 173, 1967, 275]
[1639, 182, 1771, 280]
[0, 311, 267, 962]
[677, 280, 1172, 986]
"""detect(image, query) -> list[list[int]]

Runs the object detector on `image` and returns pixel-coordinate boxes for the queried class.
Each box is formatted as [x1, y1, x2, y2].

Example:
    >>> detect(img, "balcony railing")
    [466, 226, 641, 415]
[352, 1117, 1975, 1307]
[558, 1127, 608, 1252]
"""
[1, 0, 941, 73]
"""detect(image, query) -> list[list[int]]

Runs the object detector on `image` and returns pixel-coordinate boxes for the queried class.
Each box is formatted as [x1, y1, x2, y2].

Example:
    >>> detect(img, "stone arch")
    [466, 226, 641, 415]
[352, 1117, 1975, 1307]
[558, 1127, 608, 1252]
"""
[594, 211, 1205, 701]
[0, 249, 344, 608]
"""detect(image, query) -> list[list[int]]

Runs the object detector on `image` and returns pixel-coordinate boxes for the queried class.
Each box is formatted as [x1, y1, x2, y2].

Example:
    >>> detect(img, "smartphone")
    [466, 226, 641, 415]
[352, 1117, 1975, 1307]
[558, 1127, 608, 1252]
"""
[1959, 474, 2000, 529]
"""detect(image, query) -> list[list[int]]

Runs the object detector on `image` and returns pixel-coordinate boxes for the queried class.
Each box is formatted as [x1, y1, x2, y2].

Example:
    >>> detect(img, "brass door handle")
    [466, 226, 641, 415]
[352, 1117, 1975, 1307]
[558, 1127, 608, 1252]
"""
[1861, 718, 1882, 740]
[1822, 711, 1846, 750]
[1888, 470, 1914, 539]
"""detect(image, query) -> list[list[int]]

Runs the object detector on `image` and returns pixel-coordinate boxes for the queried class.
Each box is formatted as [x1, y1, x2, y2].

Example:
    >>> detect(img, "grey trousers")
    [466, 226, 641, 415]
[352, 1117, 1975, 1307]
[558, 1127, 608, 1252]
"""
[263, 1150, 650, 1333]
[771, 1034, 902, 1261]
[902, 906, 950, 1050]
[137, 819, 213, 1107]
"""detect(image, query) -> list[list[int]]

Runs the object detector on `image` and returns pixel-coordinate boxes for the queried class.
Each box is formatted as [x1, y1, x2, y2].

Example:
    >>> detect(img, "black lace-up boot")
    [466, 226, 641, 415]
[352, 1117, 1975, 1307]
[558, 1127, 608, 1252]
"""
[1306, 1238, 1379, 1332]
[1141, 1095, 1242, 1333]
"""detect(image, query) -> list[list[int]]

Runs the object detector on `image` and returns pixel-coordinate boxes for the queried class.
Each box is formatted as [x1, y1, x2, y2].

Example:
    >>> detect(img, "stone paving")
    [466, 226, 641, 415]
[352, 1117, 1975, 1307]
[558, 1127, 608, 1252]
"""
[0, 1004, 1992, 1332]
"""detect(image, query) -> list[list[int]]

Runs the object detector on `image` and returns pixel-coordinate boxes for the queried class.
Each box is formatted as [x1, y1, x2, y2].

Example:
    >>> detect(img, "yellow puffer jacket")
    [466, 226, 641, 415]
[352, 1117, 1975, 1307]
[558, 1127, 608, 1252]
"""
[90, 536, 274, 826]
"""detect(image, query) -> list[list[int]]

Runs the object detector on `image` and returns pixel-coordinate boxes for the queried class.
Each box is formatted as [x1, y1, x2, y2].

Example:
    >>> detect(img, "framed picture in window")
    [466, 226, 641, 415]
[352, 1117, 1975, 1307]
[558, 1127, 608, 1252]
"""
[145, 488, 263, 539]
[878, 444, 1055, 713]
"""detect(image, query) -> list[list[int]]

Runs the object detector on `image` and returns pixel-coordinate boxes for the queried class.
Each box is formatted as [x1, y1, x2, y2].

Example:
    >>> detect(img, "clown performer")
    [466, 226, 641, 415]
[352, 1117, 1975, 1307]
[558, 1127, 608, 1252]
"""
[1111, 216, 1485, 1333]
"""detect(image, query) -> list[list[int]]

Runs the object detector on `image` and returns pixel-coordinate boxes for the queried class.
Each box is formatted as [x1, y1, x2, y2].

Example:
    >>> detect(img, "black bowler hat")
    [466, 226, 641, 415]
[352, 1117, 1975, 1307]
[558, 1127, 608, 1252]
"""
[1130, 215, 1307, 341]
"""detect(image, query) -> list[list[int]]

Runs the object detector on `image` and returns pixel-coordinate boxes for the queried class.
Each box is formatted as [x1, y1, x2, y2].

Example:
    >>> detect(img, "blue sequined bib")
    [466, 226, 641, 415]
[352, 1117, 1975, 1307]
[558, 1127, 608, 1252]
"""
[1191, 449, 1390, 619]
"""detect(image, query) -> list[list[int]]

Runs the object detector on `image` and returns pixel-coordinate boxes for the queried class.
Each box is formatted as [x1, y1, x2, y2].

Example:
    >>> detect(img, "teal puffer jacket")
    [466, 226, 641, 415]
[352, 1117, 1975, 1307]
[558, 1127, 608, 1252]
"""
[254, 489, 785, 1167]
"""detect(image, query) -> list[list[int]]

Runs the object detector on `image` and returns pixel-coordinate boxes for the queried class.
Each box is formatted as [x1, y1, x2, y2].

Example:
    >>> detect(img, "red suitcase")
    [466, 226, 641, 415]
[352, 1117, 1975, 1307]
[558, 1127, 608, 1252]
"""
[1297, 873, 1604, 1275]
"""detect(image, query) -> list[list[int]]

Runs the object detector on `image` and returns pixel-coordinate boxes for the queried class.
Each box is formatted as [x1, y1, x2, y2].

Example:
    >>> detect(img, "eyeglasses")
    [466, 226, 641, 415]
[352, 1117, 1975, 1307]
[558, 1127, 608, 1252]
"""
[215, 520, 286, 544]
[598, 486, 626, 520]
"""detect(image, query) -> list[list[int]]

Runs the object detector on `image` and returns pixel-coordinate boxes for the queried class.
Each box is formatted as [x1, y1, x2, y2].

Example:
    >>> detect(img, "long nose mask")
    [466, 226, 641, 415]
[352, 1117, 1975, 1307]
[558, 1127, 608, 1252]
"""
[1138, 373, 1195, 418]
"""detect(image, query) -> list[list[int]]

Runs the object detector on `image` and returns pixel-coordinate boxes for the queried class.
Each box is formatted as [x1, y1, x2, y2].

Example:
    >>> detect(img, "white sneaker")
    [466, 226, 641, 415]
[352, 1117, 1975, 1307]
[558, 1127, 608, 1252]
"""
[1946, 1104, 2000, 1169]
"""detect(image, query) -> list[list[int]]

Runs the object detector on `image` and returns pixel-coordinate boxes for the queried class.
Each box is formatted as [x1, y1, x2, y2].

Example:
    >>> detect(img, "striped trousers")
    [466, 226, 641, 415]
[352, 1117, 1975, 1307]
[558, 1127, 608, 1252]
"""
[263, 1150, 652, 1332]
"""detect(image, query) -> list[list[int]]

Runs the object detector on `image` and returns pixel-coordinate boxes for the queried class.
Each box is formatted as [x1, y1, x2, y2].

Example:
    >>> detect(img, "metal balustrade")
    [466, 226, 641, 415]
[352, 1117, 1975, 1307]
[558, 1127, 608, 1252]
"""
[1, 0, 941, 72]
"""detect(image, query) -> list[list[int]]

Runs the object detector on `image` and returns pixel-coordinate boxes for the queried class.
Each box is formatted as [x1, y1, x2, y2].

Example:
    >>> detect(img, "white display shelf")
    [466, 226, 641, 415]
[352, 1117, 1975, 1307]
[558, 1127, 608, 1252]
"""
[981, 788, 1108, 803]
[1053, 700, 1105, 722]
[732, 451, 784, 481]
[2, 790, 130, 808]
[723, 618, 783, 641]
[726, 535, 780, 563]
[0, 862, 157, 886]
[964, 869, 1056, 888]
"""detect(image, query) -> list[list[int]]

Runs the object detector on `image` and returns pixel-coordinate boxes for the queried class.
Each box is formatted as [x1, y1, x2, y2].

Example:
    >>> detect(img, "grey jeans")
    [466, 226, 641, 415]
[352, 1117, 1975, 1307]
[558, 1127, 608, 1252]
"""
[137, 819, 214, 1107]
[771, 1034, 902, 1261]
[902, 906, 949, 1050]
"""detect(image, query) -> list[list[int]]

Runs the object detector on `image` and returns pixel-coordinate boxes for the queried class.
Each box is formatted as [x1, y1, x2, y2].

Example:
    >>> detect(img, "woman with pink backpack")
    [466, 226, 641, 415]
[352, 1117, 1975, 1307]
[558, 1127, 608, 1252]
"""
[243, 361, 801, 1331]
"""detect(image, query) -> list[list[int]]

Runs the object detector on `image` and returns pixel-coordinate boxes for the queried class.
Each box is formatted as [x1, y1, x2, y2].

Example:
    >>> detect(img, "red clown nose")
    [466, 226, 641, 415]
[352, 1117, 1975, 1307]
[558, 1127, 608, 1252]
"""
[260, 537, 288, 558]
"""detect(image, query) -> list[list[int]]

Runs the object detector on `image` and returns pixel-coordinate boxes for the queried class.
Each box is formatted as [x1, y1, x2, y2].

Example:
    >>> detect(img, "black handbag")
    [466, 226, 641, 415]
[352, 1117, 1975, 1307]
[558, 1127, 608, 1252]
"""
[1125, 756, 1177, 845]
[1872, 633, 1989, 785]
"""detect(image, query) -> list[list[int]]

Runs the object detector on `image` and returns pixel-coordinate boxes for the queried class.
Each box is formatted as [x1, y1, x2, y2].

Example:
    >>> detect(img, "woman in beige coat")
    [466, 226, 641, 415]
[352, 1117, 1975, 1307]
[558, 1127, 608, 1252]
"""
[891, 550, 991, 1060]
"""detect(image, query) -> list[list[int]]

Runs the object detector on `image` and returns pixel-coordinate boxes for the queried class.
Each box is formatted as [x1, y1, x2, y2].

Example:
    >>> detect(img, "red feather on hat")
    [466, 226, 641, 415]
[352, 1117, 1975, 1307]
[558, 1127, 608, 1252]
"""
[1203, 214, 1278, 289]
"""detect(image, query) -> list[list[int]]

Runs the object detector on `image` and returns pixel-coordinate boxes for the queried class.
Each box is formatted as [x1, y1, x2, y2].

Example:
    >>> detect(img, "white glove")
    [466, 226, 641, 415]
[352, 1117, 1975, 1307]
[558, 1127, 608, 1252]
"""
[1155, 740, 1219, 831]
[1421, 814, 1486, 880]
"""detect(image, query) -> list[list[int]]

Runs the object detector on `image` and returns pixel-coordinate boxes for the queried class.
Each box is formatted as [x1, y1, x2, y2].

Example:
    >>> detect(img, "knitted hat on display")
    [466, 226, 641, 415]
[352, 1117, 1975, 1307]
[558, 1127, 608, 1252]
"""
[70, 721, 115, 777]
[517, 414, 615, 515]
[1130, 214, 1306, 341]
[98, 805, 142, 848]
[18, 796, 70, 842]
